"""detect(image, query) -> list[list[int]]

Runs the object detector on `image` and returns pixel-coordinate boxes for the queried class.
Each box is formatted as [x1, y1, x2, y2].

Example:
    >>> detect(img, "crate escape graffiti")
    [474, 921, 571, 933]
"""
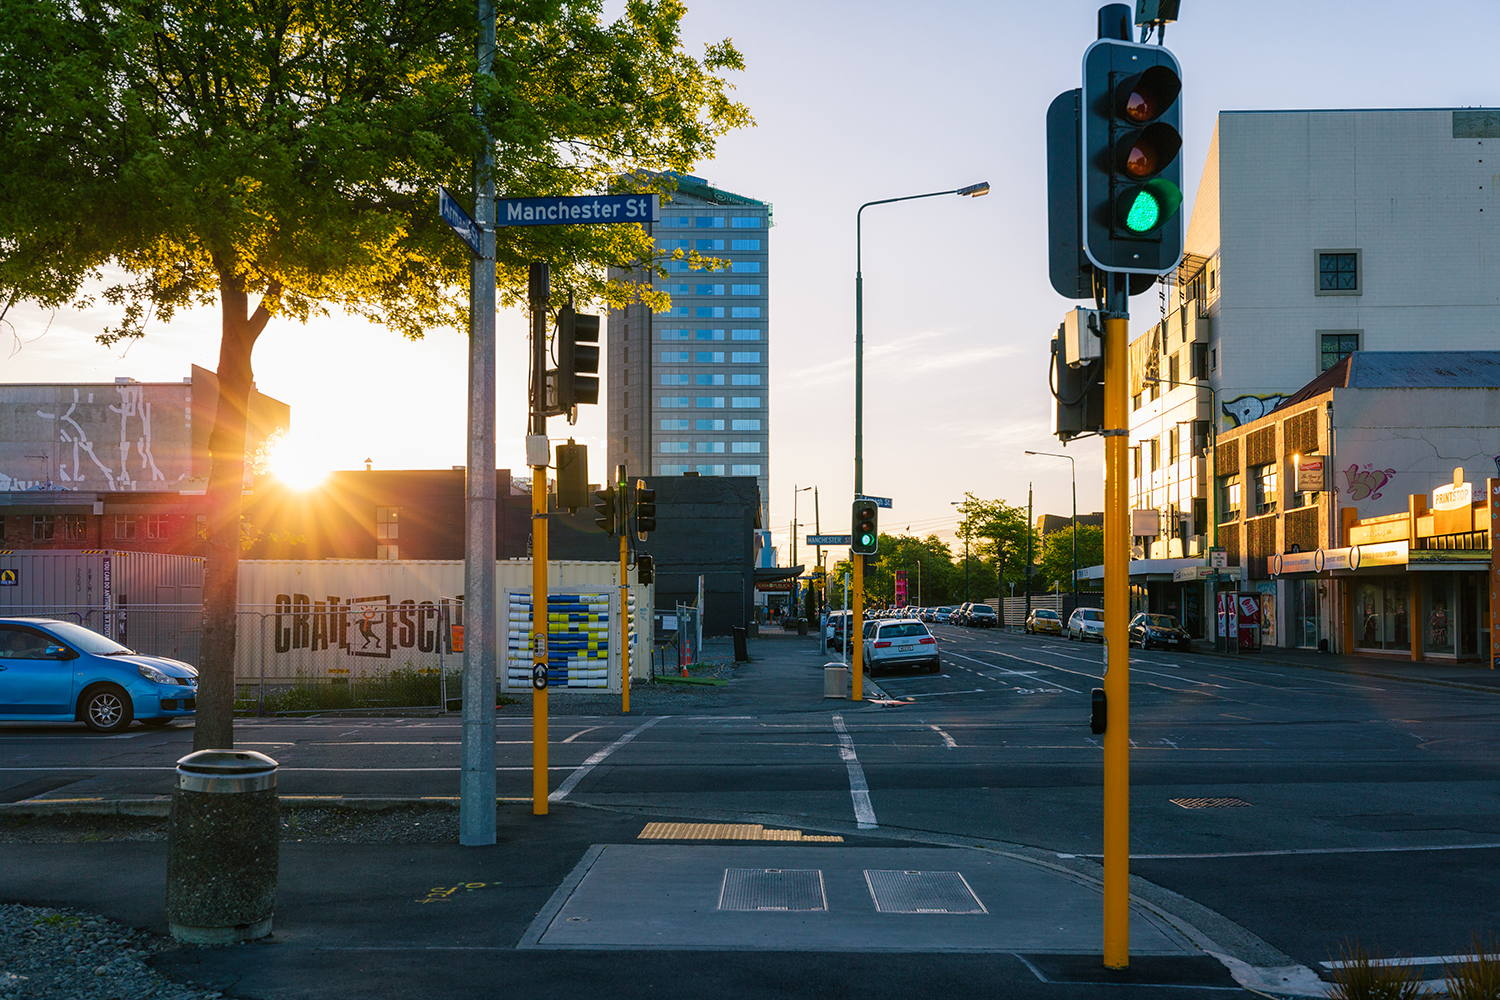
[1344, 464, 1397, 501]
[1221, 393, 1291, 428]
[273, 593, 461, 657]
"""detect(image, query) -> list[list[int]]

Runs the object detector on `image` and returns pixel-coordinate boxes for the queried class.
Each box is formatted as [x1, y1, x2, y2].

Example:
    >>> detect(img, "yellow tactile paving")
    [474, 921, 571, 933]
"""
[638, 822, 842, 842]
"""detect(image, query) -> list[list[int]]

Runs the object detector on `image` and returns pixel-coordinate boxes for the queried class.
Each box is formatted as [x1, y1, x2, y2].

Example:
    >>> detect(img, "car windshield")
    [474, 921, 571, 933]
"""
[971, 606, 995, 615]
[1037, 610, 1059, 619]
[1083, 610, 1103, 621]
[1144, 615, 1179, 628]
[30, 620, 133, 655]
[879, 623, 929, 638]
[937, 607, 954, 614]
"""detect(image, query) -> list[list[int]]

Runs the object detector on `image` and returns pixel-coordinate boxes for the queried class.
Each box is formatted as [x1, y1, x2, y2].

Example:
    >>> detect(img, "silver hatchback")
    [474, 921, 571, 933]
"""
[862, 619, 940, 675]
[1066, 607, 1105, 642]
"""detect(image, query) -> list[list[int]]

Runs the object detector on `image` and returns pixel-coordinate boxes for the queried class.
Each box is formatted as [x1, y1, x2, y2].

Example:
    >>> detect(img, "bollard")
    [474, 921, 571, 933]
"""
[732, 626, 749, 663]
[166, 750, 280, 944]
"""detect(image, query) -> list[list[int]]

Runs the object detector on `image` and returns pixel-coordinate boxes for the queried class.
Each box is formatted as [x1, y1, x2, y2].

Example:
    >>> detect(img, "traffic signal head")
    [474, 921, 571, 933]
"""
[851, 500, 878, 556]
[593, 486, 616, 536]
[636, 553, 654, 585]
[634, 479, 656, 540]
[1080, 39, 1184, 274]
[555, 441, 589, 512]
[556, 305, 600, 410]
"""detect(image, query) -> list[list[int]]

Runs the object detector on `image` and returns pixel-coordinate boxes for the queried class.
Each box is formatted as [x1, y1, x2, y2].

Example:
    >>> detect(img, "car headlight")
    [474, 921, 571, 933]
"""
[138, 664, 172, 684]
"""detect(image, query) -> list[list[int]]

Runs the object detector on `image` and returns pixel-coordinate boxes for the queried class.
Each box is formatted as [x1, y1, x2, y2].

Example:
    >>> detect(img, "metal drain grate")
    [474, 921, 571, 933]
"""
[718, 869, 827, 911]
[1171, 796, 1252, 809]
[864, 870, 987, 914]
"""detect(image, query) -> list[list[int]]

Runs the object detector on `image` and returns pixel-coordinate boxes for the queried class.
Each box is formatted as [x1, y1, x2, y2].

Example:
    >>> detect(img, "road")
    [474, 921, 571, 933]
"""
[4, 624, 1499, 996]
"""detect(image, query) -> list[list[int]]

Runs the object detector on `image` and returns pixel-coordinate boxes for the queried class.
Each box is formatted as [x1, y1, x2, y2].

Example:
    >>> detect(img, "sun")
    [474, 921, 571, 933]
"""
[265, 433, 330, 491]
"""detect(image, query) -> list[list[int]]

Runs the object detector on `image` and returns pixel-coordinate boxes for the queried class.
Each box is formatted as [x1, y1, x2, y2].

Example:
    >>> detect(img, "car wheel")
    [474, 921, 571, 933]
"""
[81, 685, 133, 733]
[928, 659, 940, 673]
[140, 717, 173, 728]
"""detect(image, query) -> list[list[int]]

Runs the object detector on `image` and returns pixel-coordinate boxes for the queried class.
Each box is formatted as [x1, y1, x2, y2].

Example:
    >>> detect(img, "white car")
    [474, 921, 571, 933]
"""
[1066, 607, 1105, 642]
[861, 618, 940, 675]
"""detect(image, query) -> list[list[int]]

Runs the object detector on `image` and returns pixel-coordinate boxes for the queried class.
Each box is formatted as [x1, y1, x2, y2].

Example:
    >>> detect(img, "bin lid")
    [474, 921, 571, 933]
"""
[176, 749, 279, 775]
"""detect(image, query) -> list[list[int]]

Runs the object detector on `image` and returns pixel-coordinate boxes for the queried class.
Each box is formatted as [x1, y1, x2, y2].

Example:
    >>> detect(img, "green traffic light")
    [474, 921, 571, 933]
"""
[860, 533, 874, 546]
[1124, 190, 1161, 232]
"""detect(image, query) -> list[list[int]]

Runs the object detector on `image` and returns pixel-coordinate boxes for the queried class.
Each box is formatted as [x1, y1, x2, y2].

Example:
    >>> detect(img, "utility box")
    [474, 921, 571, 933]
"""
[1063, 308, 1103, 367]
[823, 664, 850, 699]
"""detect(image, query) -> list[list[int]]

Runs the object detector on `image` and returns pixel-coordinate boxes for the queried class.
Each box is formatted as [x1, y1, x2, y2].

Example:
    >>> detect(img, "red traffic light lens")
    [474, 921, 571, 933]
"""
[1119, 66, 1181, 125]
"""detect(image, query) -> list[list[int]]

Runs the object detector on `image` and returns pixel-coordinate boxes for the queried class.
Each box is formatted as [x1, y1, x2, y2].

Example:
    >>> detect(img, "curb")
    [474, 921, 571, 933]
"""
[1191, 645, 1500, 695]
[0, 795, 538, 819]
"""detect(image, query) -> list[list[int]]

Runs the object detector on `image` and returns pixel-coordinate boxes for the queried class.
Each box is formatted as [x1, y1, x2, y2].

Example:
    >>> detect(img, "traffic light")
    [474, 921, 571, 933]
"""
[851, 499, 878, 556]
[634, 480, 656, 541]
[555, 440, 588, 512]
[636, 554, 654, 585]
[1080, 36, 1184, 274]
[556, 305, 600, 410]
[593, 485, 616, 536]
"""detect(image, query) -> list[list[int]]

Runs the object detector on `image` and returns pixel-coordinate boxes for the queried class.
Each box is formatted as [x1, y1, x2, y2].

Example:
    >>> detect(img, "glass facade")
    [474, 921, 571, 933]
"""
[1355, 577, 1410, 651]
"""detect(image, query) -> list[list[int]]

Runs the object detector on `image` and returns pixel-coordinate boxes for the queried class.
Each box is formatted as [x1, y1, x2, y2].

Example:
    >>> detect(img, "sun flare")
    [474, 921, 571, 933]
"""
[266, 433, 330, 491]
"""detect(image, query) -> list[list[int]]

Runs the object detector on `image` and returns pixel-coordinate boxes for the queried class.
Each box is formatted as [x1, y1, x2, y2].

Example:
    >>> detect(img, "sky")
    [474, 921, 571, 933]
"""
[4, 0, 1499, 565]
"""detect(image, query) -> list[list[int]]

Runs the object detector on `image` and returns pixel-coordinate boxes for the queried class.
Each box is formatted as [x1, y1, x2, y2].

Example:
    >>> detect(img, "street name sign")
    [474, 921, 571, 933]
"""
[438, 186, 483, 256]
[496, 193, 659, 227]
[855, 495, 892, 509]
[808, 534, 852, 546]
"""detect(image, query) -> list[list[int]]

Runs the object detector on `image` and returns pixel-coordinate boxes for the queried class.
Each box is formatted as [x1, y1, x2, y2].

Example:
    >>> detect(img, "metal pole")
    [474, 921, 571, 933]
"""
[620, 532, 630, 714]
[1071, 463, 1078, 611]
[529, 263, 550, 816]
[1102, 273, 1131, 968]
[459, 0, 498, 847]
[841, 570, 850, 666]
[1026, 484, 1033, 624]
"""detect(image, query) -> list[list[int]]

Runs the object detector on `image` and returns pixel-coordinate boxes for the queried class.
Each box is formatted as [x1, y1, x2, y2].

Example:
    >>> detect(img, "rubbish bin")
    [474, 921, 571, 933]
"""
[732, 626, 749, 663]
[796, 618, 808, 636]
[166, 749, 280, 944]
[823, 664, 850, 699]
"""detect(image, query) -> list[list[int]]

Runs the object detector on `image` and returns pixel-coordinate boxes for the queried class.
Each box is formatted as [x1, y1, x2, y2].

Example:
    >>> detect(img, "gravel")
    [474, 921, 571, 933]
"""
[0, 805, 465, 846]
[0, 903, 220, 1000]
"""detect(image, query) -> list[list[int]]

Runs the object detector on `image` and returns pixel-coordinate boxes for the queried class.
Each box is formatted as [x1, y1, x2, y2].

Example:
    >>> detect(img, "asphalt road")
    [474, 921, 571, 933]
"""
[4, 624, 1499, 998]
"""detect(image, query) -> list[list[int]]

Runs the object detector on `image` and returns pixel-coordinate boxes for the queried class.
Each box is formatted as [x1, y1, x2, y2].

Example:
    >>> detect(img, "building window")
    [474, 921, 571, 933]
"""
[730, 306, 761, 318]
[660, 216, 691, 228]
[377, 544, 399, 560]
[695, 396, 725, 408]
[731, 419, 761, 431]
[661, 374, 690, 385]
[659, 442, 690, 454]
[660, 351, 689, 363]
[659, 329, 689, 341]
[1253, 464, 1278, 514]
[145, 515, 168, 540]
[656, 305, 689, 317]
[696, 306, 725, 318]
[695, 239, 724, 251]
[695, 374, 725, 386]
[111, 515, 132, 540]
[731, 284, 761, 295]
[731, 464, 762, 475]
[376, 506, 399, 541]
[731, 261, 761, 273]
[696, 442, 725, 454]
[731, 329, 760, 341]
[659, 396, 689, 408]
[696, 283, 724, 295]
[0, 516, 6, 542]
[1167, 352, 1180, 386]
[657, 464, 690, 475]
[661, 419, 688, 430]
[1191, 342, 1208, 379]
[730, 374, 761, 386]
[696, 464, 725, 475]
[695, 419, 725, 430]
[1220, 476, 1242, 521]
[695, 352, 724, 363]
[731, 352, 761, 363]
[1316, 249, 1361, 295]
[731, 441, 761, 453]
[730, 217, 760, 228]
[731, 239, 761, 251]
[694, 329, 725, 341]
[1210, 347, 1217, 370]
[1132, 392, 1142, 411]
[695, 217, 725, 228]
[731, 396, 761, 408]
[1149, 438, 1160, 471]
[62, 515, 85, 540]
[1168, 427, 1179, 464]
[1319, 330, 1361, 371]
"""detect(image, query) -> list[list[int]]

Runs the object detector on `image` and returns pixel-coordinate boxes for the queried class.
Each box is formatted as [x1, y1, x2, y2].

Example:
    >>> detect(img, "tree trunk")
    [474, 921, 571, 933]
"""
[194, 275, 273, 751]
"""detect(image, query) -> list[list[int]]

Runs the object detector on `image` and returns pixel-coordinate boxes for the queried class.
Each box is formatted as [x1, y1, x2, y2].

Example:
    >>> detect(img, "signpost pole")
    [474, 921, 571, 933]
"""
[529, 263, 550, 816]
[620, 533, 630, 713]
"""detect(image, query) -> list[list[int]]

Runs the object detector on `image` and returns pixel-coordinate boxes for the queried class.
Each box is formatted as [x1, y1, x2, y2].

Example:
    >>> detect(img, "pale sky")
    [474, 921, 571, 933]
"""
[4, 0, 1497, 564]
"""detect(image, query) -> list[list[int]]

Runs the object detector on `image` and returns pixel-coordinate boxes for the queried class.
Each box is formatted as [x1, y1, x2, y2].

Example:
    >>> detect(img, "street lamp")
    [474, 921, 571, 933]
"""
[1027, 450, 1077, 612]
[855, 182, 988, 496]
[1145, 374, 1225, 651]
[790, 484, 813, 570]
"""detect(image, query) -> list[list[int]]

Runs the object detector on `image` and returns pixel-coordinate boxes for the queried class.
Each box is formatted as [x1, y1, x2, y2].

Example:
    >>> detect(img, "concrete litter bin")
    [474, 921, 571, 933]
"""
[166, 749, 280, 944]
[823, 664, 850, 699]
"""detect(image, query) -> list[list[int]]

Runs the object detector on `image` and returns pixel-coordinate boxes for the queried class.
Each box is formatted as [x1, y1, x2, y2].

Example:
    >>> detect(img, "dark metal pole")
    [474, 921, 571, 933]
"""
[1026, 483, 1034, 623]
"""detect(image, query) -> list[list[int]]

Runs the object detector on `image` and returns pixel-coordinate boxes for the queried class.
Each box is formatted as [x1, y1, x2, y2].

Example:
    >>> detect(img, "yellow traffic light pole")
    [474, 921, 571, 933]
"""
[531, 449, 549, 816]
[1102, 291, 1131, 967]
[851, 556, 863, 701]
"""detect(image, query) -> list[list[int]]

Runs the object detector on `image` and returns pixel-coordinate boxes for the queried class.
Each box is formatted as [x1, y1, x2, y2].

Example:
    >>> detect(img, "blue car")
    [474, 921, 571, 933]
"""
[0, 617, 198, 733]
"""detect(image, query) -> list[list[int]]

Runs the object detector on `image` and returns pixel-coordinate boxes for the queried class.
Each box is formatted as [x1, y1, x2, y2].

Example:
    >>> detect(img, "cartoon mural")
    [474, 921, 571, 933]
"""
[1221, 393, 1291, 428]
[1343, 464, 1397, 501]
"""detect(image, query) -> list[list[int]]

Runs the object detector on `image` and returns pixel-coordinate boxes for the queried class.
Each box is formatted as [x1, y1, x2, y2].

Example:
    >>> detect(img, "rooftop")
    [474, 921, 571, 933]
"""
[1276, 351, 1500, 412]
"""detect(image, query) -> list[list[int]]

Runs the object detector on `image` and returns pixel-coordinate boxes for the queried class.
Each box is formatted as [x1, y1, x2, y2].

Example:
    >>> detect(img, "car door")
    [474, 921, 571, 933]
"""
[0, 625, 75, 715]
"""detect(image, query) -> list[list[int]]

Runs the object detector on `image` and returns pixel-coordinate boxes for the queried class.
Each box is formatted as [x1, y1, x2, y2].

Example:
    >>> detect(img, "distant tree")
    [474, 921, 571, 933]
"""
[1038, 524, 1104, 591]
[829, 534, 960, 608]
[953, 494, 1037, 598]
[0, 0, 749, 748]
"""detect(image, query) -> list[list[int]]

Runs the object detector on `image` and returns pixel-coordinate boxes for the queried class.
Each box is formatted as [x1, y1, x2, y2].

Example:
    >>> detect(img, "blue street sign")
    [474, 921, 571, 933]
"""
[855, 495, 893, 509]
[807, 535, 852, 546]
[438, 186, 482, 256]
[496, 193, 659, 227]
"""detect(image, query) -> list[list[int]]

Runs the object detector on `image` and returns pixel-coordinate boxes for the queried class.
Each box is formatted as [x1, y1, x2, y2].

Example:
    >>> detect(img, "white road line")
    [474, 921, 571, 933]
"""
[1062, 840, 1500, 860]
[929, 724, 958, 748]
[831, 714, 878, 830]
[561, 727, 601, 744]
[943, 650, 1084, 694]
[1323, 955, 1488, 969]
[548, 716, 666, 802]
[902, 688, 986, 698]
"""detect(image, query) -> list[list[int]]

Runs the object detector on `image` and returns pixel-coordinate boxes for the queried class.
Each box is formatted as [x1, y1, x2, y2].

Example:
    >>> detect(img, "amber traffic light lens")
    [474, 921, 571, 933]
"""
[1125, 142, 1157, 177]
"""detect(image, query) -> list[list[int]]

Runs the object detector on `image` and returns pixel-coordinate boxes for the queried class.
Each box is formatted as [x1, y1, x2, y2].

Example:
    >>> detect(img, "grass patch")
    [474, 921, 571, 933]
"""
[1326, 940, 1422, 1000]
[235, 668, 459, 715]
[1445, 934, 1500, 1000]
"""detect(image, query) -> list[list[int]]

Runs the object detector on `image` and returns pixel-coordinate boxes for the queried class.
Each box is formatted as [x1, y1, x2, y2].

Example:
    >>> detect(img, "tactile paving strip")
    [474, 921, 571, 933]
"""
[718, 868, 827, 911]
[864, 870, 987, 914]
[639, 822, 842, 842]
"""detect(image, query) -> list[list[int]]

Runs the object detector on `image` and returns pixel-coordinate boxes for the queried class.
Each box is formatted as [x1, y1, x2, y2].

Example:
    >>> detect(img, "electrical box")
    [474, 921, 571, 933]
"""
[1063, 308, 1102, 367]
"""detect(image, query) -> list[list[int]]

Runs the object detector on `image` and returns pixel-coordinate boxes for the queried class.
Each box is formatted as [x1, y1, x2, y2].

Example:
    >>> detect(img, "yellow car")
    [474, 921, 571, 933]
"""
[1024, 608, 1063, 635]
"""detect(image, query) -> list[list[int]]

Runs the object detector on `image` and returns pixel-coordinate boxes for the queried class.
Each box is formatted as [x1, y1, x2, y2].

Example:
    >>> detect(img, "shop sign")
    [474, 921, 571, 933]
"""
[1173, 565, 1208, 582]
[1132, 509, 1160, 536]
[755, 580, 794, 592]
[1433, 467, 1472, 511]
[1350, 540, 1409, 569]
[1295, 455, 1326, 493]
[1273, 551, 1318, 575]
[1209, 548, 1228, 569]
[1319, 548, 1353, 572]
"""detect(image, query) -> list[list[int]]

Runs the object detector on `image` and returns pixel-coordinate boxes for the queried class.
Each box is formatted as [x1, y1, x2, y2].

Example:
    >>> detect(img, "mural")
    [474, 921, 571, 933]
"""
[1344, 464, 1397, 501]
[1221, 393, 1290, 428]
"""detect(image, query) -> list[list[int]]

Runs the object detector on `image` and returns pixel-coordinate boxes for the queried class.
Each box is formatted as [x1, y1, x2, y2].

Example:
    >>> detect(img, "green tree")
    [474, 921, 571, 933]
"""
[0, 0, 748, 748]
[829, 534, 959, 608]
[1038, 524, 1104, 591]
[953, 493, 1037, 597]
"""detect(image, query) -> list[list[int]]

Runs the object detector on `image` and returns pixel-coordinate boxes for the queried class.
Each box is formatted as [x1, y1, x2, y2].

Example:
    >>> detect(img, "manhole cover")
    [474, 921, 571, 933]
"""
[718, 868, 827, 911]
[864, 870, 987, 914]
[1170, 797, 1252, 809]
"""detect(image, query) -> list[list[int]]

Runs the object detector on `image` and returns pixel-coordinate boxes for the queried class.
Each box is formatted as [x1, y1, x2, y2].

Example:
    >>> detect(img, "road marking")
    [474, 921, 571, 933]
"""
[902, 688, 986, 698]
[831, 714, 877, 830]
[561, 727, 601, 744]
[928, 724, 958, 748]
[1064, 840, 1500, 860]
[1322, 955, 1489, 969]
[943, 650, 1083, 694]
[548, 716, 666, 802]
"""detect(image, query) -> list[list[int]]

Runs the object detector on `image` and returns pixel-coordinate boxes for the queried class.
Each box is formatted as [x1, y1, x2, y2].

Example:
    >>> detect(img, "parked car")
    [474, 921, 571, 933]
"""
[951, 603, 972, 626]
[0, 617, 198, 733]
[1025, 608, 1063, 635]
[825, 610, 852, 648]
[1066, 607, 1105, 642]
[933, 606, 956, 624]
[862, 619, 940, 675]
[1129, 612, 1193, 651]
[967, 604, 998, 628]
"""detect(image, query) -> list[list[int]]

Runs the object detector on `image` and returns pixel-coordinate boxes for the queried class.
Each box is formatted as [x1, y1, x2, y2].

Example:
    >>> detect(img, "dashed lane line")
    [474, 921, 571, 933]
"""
[548, 716, 667, 802]
[831, 714, 878, 830]
[942, 650, 1084, 694]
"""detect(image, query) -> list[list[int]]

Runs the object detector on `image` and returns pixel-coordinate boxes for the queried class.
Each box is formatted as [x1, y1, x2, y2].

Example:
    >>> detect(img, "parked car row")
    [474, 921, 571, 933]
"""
[1021, 607, 1193, 651]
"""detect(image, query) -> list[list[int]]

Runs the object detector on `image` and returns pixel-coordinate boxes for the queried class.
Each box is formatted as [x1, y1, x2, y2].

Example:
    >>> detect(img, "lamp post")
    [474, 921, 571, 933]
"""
[856, 182, 988, 496]
[1027, 450, 1077, 613]
[1146, 374, 1224, 651]
[791, 484, 812, 620]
